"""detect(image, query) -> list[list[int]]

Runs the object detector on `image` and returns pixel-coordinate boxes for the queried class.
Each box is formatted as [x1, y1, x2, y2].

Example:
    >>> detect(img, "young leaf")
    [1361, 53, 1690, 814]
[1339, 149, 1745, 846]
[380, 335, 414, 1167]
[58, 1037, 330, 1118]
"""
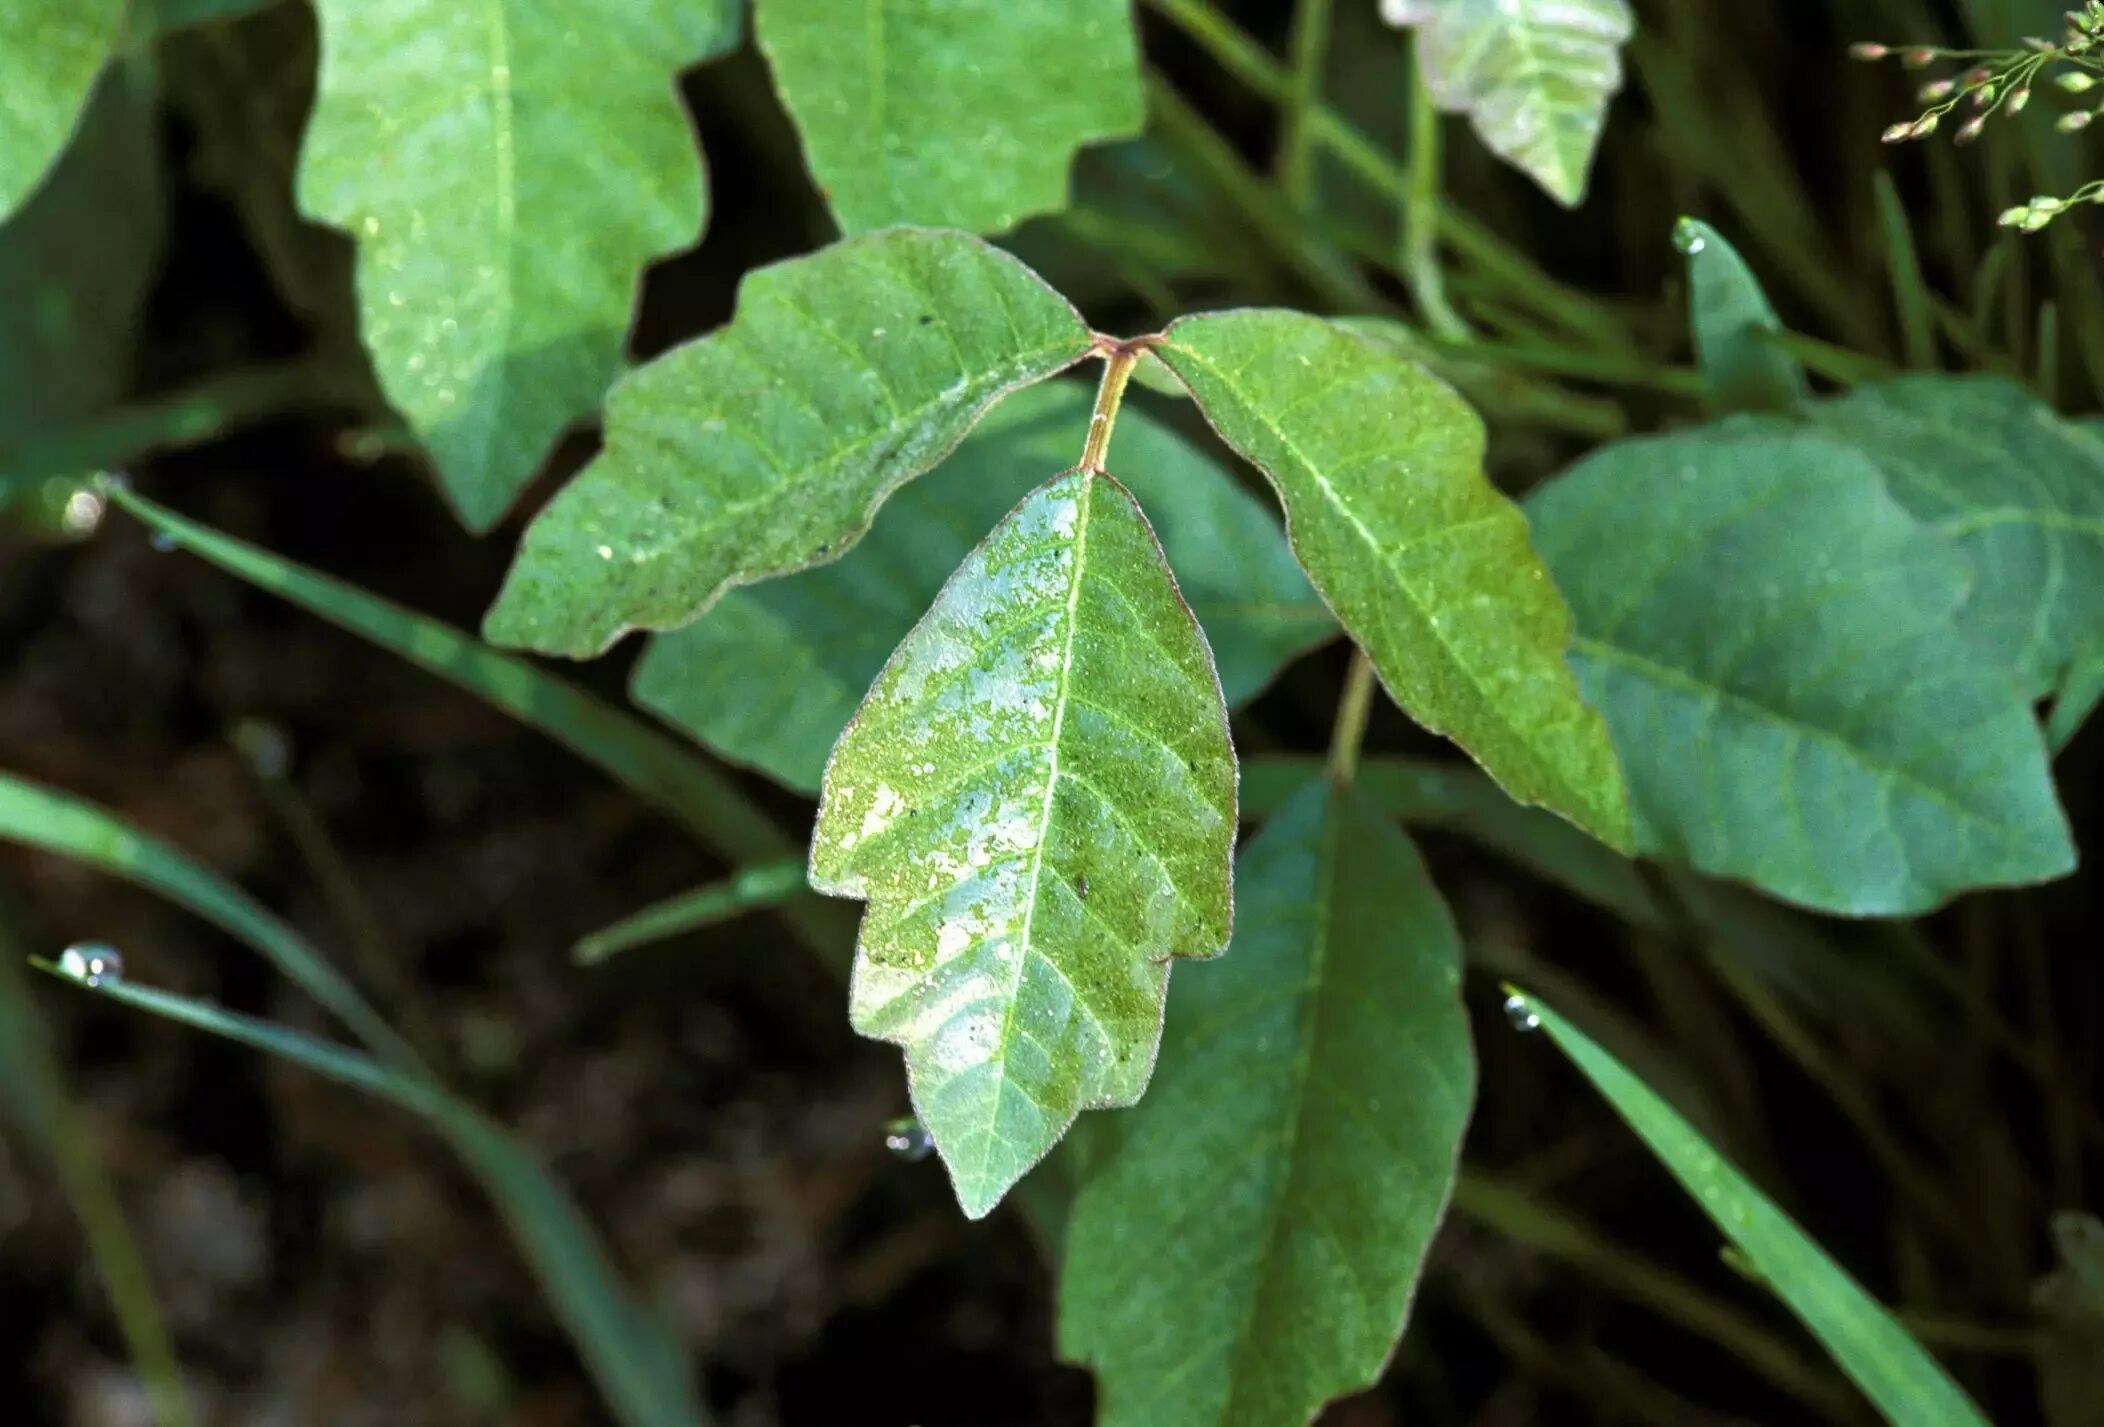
[1059, 778, 1474, 1427]
[1526, 422, 2074, 916]
[633, 380, 1333, 792]
[1677, 217, 1807, 414]
[809, 468, 1237, 1219]
[1803, 375, 2104, 697]
[2050, 647, 2104, 753]
[1383, 0, 1634, 207]
[1156, 309, 1631, 850]
[1519, 990, 1991, 1427]
[0, 0, 123, 219]
[484, 229, 1095, 657]
[297, 0, 742, 530]
[755, 0, 1142, 234]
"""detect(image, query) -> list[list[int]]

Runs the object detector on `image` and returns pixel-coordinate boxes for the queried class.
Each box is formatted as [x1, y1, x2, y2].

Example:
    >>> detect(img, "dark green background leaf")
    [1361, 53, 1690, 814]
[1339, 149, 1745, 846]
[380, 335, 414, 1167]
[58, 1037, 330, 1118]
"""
[1679, 216, 1806, 414]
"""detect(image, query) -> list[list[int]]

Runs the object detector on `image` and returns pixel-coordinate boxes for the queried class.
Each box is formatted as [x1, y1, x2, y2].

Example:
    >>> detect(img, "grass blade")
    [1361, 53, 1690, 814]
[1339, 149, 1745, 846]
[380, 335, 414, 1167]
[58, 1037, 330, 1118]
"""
[1874, 171, 1935, 370]
[574, 859, 811, 965]
[1515, 988, 1991, 1426]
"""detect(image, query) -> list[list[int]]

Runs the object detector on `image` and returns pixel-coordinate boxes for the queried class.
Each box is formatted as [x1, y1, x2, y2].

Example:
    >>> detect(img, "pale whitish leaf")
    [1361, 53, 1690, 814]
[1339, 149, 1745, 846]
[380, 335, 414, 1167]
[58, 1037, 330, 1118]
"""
[484, 229, 1095, 657]
[1803, 375, 2104, 698]
[297, 0, 741, 530]
[755, 0, 1142, 234]
[1157, 309, 1631, 850]
[633, 380, 1333, 791]
[1384, 0, 1633, 206]
[1523, 991, 1990, 1427]
[810, 468, 1237, 1219]
[1060, 777, 1473, 1427]
[1677, 217, 1806, 414]
[0, 0, 123, 219]
[1527, 421, 2073, 915]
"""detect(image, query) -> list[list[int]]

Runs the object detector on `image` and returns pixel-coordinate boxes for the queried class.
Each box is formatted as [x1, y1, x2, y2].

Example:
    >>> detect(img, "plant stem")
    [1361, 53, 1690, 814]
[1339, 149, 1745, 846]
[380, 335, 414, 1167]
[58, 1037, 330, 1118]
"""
[1325, 649, 1377, 785]
[1081, 344, 1142, 473]
[1277, 0, 1335, 208]
[1403, 62, 1467, 341]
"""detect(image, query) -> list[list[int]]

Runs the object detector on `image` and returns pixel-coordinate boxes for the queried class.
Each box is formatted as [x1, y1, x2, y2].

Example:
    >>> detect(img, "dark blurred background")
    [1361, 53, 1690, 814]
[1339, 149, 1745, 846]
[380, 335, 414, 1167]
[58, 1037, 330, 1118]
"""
[2, 1, 2099, 1422]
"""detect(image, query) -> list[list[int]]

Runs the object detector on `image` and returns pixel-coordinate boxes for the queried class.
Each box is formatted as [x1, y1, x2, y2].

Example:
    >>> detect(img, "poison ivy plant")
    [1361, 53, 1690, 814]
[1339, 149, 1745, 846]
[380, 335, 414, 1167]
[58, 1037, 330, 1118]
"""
[1677, 217, 1807, 414]
[1527, 421, 2074, 915]
[296, 0, 742, 530]
[1060, 777, 1473, 1427]
[633, 379, 1333, 791]
[0, 0, 124, 220]
[755, 0, 1143, 235]
[1382, 0, 1635, 206]
[809, 466, 1237, 1218]
[484, 229, 1095, 656]
[1156, 309, 1631, 849]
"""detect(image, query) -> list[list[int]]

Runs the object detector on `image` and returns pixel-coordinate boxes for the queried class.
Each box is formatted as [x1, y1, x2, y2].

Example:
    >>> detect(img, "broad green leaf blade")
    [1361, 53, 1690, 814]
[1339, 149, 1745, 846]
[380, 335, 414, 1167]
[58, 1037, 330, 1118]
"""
[573, 859, 810, 965]
[1060, 778, 1474, 1427]
[1804, 375, 2104, 697]
[810, 469, 1237, 1218]
[1677, 217, 1806, 414]
[0, 770, 424, 1074]
[37, 970, 704, 1427]
[297, 0, 741, 530]
[137, 0, 275, 30]
[0, 0, 123, 219]
[755, 0, 1142, 234]
[1157, 309, 1630, 850]
[1519, 990, 1990, 1427]
[484, 229, 1095, 656]
[1526, 422, 2073, 915]
[1384, 0, 1634, 206]
[633, 380, 1333, 792]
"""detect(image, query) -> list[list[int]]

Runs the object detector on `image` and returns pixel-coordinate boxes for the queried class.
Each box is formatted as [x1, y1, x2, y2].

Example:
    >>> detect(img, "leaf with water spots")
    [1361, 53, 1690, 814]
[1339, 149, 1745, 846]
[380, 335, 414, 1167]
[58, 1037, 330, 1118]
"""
[483, 229, 1096, 657]
[1060, 776, 1474, 1427]
[1156, 309, 1631, 850]
[0, 0, 124, 221]
[1678, 217, 1806, 414]
[297, 0, 741, 530]
[755, 0, 1142, 234]
[810, 467, 1237, 1219]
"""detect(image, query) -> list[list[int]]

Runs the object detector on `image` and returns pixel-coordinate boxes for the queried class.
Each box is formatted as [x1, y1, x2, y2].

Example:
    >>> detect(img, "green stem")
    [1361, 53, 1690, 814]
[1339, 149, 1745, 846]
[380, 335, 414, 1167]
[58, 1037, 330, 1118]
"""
[1403, 63, 1467, 341]
[1276, 0, 1335, 208]
[1081, 344, 1142, 473]
[1325, 650, 1377, 785]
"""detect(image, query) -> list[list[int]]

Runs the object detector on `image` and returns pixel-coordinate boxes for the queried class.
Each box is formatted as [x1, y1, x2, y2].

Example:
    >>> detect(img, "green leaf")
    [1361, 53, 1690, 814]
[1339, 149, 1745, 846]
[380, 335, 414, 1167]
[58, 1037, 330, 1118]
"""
[2049, 646, 2104, 753]
[1804, 375, 2104, 697]
[137, 0, 276, 30]
[1526, 421, 2074, 915]
[1384, 0, 1634, 206]
[755, 0, 1142, 234]
[632, 380, 1333, 792]
[810, 468, 1237, 1219]
[1059, 777, 1473, 1427]
[0, 0, 123, 219]
[38, 970, 705, 1427]
[1157, 309, 1631, 849]
[484, 229, 1095, 657]
[573, 859, 811, 965]
[1676, 217, 1806, 414]
[296, 0, 741, 530]
[1519, 990, 1990, 1427]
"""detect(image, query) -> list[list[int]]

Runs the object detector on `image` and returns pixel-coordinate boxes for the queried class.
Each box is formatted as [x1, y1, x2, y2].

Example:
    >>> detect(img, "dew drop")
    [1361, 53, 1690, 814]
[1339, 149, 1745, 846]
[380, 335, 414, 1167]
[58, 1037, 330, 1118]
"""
[1502, 992, 1541, 1032]
[149, 531, 178, 553]
[57, 942, 125, 988]
[883, 1116, 935, 1162]
[1672, 217, 1707, 255]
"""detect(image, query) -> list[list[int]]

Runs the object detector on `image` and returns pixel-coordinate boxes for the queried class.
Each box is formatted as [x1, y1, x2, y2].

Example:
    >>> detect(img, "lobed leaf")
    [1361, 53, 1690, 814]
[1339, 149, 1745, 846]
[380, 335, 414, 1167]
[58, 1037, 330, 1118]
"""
[633, 380, 1333, 791]
[1156, 308, 1631, 849]
[1060, 777, 1474, 1427]
[298, 0, 741, 529]
[755, 0, 1143, 235]
[1526, 421, 2073, 915]
[484, 229, 1095, 656]
[810, 468, 1237, 1218]
[1678, 217, 1806, 414]
[1383, 0, 1634, 206]
[0, 0, 123, 220]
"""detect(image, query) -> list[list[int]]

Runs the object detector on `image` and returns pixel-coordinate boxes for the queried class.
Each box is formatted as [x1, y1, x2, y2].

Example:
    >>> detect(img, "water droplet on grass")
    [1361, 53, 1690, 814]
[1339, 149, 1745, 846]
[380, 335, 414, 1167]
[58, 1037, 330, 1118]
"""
[884, 1116, 935, 1161]
[149, 532, 177, 553]
[1502, 992, 1540, 1032]
[57, 943, 125, 988]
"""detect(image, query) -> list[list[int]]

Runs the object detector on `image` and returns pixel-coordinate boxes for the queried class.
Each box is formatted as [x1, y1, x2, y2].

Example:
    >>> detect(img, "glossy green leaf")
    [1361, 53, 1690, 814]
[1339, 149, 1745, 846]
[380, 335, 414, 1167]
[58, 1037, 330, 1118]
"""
[755, 0, 1141, 234]
[1804, 375, 2104, 697]
[1520, 990, 1990, 1427]
[1677, 217, 1806, 414]
[0, 0, 123, 219]
[297, 0, 741, 530]
[1060, 778, 1473, 1427]
[1157, 309, 1630, 849]
[1383, 0, 1634, 206]
[37, 969, 704, 1427]
[810, 468, 1237, 1219]
[484, 229, 1095, 657]
[633, 380, 1332, 792]
[1526, 422, 2073, 915]
[573, 859, 811, 965]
